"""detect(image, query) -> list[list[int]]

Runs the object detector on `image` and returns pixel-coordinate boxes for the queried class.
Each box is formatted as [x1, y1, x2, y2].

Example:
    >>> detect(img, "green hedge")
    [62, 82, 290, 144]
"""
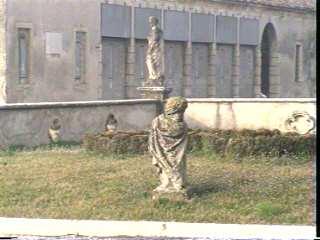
[83, 131, 148, 155]
[83, 129, 315, 157]
[187, 129, 315, 158]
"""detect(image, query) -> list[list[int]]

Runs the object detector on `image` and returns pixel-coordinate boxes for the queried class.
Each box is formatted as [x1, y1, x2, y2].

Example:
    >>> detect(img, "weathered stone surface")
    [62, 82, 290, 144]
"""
[146, 16, 163, 85]
[1, 0, 316, 102]
[185, 98, 316, 134]
[0, 99, 316, 148]
[0, 0, 6, 104]
[152, 189, 192, 202]
[138, 17, 172, 100]
[224, 0, 316, 11]
[48, 118, 61, 143]
[137, 86, 172, 101]
[105, 113, 118, 132]
[149, 97, 189, 196]
[0, 100, 158, 148]
[285, 111, 316, 134]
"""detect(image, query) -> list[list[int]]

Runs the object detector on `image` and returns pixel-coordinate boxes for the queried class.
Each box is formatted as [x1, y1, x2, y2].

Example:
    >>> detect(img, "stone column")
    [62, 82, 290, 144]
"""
[232, 44, 240, 97]
[207, 42, 217, 97]
[125, 6, 136, 99]
[183, 42, 193, 97]
[160, 9, 165, 79]
[183, 11, 193, 98]
[232, 17, 240, 98]
[253, 45, 261, 97]
[126, 38, 136, 98]
[0, 0, 7, 103]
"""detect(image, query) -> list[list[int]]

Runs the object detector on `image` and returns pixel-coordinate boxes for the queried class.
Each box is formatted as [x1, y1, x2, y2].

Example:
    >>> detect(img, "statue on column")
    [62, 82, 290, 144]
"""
[146, 16, 163, 86]
[149, 97, 189, 197]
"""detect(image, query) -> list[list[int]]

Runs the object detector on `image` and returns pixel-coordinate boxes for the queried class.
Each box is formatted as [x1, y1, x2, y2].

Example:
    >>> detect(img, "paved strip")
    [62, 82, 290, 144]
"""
[15, 237, 202, 240]
[12, 237, 202, 240]
[6, 237, 285, 240]
[0, 218, 315, 240]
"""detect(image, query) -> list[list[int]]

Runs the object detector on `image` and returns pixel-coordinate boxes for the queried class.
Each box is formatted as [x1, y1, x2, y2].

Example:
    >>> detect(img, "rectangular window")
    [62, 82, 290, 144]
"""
[75, 31, 86, 82]
[18, 28, 30, 83]
[295, 43, 303, 82]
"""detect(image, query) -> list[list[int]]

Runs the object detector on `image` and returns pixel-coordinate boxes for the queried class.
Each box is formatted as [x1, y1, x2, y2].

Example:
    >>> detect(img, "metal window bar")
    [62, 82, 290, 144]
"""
[295, 43, 302, 82]
[75, 32, 86, 81]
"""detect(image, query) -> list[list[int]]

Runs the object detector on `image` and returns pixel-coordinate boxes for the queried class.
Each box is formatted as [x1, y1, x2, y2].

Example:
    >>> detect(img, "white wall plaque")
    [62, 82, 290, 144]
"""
[45, 32, 63, 55]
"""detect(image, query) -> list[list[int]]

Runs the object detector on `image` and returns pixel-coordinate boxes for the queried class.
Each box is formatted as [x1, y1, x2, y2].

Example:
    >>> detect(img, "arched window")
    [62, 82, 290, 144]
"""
[261, 23, 279, 97]
[18, 28, 30, 83]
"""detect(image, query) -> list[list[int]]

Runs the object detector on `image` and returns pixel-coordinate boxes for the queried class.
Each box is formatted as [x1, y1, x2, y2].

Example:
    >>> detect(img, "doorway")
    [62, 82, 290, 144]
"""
[261, 23, 278, 97]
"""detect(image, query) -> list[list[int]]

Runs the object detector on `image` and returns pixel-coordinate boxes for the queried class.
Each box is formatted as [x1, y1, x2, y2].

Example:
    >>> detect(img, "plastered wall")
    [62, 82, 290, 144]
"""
[0, 99, 159, 148]
[3, 0, 316, 103]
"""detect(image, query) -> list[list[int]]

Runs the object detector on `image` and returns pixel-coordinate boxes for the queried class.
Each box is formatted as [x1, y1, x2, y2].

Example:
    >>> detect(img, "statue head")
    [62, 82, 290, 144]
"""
[105, 113, 118, 132]
[51, 118, 61, 130]
[164, 97, 188, 121]
[149, 16, 159, 27]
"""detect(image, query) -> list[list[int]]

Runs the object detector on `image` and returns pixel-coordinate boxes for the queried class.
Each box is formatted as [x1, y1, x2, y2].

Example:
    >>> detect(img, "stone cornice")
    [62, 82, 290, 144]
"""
[0, 99, 159, 110]
[208, 0, 316, 14]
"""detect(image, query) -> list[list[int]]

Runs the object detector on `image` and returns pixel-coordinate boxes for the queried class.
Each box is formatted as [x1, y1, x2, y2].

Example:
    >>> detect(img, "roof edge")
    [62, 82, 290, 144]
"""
[209, 0, 316, 13]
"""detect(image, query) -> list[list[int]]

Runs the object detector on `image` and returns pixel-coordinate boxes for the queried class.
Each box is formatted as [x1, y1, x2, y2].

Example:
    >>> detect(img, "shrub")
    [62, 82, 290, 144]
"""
[83, 131, 148, 155]
[82, 129, 315, 158]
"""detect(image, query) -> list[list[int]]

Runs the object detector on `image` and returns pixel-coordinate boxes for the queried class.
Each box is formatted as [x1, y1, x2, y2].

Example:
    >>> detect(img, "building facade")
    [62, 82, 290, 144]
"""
[0, 0, 316, 103]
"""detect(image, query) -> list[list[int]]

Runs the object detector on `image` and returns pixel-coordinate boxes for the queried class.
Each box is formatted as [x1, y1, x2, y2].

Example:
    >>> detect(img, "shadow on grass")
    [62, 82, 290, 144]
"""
[189, 180, 229, 198]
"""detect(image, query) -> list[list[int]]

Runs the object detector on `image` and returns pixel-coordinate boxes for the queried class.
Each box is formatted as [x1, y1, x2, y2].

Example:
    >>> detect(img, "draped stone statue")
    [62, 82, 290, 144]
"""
[146, 16, 163, 86]
[149, 97, 189, 197]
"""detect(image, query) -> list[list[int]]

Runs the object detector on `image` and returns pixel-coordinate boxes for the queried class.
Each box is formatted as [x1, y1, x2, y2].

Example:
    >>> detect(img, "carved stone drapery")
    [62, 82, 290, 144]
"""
[138, 16, 171, 101]
[149, 97, 189, 198]
[145, 16, 164, 86]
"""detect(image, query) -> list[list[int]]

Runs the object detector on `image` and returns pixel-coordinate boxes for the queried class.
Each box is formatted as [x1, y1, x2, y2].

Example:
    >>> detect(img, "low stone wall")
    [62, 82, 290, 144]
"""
[185, 98, 316, 134]
[0, 98, 316, 148]
[0, 100, 160, 148]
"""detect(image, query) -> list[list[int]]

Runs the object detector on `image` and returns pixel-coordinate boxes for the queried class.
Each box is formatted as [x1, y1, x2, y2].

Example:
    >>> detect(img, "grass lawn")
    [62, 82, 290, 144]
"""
[0, 146, 314, 225]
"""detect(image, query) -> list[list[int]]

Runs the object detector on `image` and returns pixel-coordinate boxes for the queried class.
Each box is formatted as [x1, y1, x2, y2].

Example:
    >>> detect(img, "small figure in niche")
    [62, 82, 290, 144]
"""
[48, 118, 61, 143]
[105, 114, 118, 133]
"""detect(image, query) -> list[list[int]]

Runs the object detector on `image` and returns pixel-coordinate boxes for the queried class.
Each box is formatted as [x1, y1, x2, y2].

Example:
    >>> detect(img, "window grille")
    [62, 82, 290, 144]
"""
[18, 28, 30, 83]
[295, 43, 303, 82]
[75, 31, 86, 82]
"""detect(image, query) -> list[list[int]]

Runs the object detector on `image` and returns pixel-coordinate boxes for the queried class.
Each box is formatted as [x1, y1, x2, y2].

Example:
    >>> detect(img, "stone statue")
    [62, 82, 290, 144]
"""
[256, 92, 267, 98]
[146, 16, 163, 86]
[48, 118, 61, 143]
[105, 114, 118, 133]
[149, 97, 189, 196]
[0, 79, 6, 103]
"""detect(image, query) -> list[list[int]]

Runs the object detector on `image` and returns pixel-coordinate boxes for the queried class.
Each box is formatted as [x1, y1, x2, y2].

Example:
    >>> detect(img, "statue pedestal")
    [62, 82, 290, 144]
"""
[152, 188, 192, 202]
[137, 86, 172, 101]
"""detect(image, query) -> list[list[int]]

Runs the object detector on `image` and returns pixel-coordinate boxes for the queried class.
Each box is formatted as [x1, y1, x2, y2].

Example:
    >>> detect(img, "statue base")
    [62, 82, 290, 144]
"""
[137, 86, 172, 101]
[152, 188, 192, 202]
